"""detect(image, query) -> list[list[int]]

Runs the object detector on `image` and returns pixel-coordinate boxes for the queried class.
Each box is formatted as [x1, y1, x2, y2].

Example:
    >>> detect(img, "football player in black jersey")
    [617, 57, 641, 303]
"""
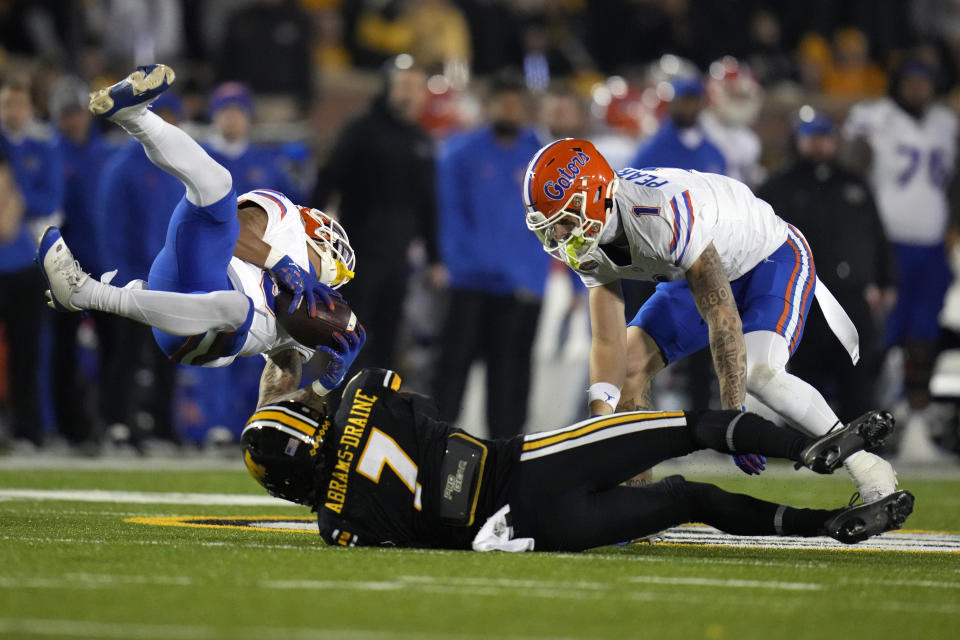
[242, 367, 914, 551]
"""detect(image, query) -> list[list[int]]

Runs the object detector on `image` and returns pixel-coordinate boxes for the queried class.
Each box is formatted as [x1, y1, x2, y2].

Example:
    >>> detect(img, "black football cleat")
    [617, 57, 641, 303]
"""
[797, 410, 895, 474]
[824, 490, 915, 544]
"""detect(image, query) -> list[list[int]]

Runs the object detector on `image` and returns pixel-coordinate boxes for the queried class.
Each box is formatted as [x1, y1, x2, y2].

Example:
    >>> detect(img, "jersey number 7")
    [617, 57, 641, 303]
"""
[356, 428, 423, 511]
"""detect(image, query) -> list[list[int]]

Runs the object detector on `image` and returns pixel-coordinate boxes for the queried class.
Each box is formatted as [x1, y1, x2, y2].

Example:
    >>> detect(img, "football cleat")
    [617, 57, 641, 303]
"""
[797, 410, 895, 474]
[89, 64, 175, 119]
[37, 226, 90, 312]
[824, 490, 914, 544]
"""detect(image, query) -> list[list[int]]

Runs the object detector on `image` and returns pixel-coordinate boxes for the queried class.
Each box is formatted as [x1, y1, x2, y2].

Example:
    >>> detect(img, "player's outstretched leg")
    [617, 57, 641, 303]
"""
[39, 227, 251, 336]
[90, 64, 232, 209]
[522, 476, 915, 551]
[824, 490, 915, 544]
[744, 331, 898, 503]
[688, 409, 894, 474]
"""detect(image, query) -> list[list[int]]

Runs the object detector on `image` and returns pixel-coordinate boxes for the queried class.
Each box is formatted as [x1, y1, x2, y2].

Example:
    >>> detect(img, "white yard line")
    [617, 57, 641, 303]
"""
[627, 575, 821, 590]
[0, 535, 321, 552]
[0, 488, 291, 506]
[0, 618, 581, 640]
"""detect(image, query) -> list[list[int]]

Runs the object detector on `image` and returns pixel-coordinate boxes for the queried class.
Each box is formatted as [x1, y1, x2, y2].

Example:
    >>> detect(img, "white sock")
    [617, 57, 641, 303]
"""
[744, 331, 840, 436]
[113, 109, 232, 206]
[74, 279, 250, 336]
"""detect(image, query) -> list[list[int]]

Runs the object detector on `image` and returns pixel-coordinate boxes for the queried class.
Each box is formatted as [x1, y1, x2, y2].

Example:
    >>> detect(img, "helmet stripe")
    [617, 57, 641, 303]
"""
[241, 420, 316, 445]
[246, 410, 317, 438]
[250, 404, 320, 427]
[523, 138, 567, 208]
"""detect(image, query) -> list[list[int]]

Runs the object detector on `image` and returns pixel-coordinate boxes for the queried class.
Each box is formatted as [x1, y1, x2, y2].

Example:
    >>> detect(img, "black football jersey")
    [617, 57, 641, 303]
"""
[316, 368, 519, 549]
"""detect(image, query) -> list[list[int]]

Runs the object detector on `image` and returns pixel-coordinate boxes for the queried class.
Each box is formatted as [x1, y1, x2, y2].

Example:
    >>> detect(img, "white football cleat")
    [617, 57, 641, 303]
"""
[37, 226, 90, 312]
[843, 451, 899, 504]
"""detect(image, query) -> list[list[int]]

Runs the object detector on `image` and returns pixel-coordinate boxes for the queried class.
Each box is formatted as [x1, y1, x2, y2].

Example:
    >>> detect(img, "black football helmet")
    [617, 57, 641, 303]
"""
[241, 400, 331, 506]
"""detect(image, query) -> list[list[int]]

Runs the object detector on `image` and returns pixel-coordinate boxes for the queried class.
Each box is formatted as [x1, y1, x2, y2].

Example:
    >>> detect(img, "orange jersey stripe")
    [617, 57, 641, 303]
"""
[775, 236, 802, 335]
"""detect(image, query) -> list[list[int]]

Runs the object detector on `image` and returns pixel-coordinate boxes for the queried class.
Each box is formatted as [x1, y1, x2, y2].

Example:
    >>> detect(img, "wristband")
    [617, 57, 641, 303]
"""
[264, 247, 286, 270]
[311, 379, 333, 397]
[587, 382, 621, 412]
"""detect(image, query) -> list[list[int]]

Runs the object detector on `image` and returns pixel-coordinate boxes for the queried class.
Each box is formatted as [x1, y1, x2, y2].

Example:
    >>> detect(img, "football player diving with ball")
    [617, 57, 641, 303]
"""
[38, 64, 364, 401]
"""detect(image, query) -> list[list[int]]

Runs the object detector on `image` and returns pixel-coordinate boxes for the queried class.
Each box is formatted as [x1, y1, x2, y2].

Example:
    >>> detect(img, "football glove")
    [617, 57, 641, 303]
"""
[268, 254, 337, 316]
[733, 453, 766, 475]
[313, 325, 366, 395]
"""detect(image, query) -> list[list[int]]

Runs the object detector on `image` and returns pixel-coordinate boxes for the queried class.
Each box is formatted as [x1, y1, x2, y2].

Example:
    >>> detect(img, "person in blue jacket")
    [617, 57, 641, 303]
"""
[629, 76, 727, 175]
[202, 82, 298, 199]
[195, 81, 299, 443]
[433, 72, 549, 438]
[48, 76, 119, 448]
[95, 93, 186, 446]
[0, 75, 63, 448]
[627, 75, 727, 411]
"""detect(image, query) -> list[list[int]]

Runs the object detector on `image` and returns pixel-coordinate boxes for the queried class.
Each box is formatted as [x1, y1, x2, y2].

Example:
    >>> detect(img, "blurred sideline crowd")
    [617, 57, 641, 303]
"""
[1, 0, 959, 462]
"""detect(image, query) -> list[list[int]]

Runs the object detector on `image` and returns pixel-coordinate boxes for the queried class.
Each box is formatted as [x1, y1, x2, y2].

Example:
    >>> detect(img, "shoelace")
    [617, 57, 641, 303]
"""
[65, 260, 86, 286]
[848, 491, 861, 507]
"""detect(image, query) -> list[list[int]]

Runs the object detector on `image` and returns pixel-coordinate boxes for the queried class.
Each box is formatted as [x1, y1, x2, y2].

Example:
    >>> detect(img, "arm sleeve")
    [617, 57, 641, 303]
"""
[656, 187, 705, 271]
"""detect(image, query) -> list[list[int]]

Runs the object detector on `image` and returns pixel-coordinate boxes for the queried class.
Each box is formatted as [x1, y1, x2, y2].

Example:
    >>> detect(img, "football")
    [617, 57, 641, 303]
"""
[274, 290, 357, 349]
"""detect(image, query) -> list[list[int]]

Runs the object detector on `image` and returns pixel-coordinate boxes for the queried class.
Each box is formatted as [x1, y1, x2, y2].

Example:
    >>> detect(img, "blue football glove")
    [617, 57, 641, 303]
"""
[269, 254, 337, 317]
[314, 325, 366, 394]
[733, 454, 766, 475]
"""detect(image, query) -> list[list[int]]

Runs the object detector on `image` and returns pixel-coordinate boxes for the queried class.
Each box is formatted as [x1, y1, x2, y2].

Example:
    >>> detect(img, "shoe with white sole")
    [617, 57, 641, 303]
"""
[37, 226, 90, 312]
[89, 64, 175, 119]
[843, 451, 899, 504]
[824, 490, 915, 544]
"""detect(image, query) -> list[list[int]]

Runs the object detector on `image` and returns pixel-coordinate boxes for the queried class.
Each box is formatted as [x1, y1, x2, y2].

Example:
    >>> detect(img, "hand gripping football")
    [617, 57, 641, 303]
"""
[275, 290, 357, 349]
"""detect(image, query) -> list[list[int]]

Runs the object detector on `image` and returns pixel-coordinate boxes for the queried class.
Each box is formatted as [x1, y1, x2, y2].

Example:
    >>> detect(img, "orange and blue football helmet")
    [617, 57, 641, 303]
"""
[298, 206, 356, 289]
[522, 138, 618, 268]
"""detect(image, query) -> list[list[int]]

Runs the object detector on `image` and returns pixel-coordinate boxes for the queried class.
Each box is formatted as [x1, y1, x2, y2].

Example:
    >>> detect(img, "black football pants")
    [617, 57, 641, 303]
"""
[508, 410, 840, 551]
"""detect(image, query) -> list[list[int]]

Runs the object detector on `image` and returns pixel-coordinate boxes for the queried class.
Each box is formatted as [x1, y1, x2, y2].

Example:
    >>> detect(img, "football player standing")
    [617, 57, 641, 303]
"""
[521, 138, 899, 504]
[38, 64, 363, 402]
[844, 58, 958, 455]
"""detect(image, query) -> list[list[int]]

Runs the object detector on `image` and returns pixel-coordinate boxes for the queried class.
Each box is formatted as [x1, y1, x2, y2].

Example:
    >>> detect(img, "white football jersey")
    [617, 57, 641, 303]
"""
[218, 189, 315, 365]
[575, 168, 788, 288]
[699, 110, 764, 186]
[844, 97, 957, 245]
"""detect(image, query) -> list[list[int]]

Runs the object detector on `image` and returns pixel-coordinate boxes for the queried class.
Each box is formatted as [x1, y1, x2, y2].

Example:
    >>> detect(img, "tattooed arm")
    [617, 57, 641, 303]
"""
[257, 348, 328, 413]
[685, 242, 747, 410]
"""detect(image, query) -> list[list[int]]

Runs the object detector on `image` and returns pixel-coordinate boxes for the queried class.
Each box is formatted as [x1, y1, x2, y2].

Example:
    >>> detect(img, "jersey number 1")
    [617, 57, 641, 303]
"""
[356, 428, 423, 511]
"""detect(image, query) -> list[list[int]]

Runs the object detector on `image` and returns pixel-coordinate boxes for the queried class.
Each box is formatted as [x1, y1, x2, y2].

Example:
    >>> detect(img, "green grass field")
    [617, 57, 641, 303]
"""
[1, 463, 959, 640]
